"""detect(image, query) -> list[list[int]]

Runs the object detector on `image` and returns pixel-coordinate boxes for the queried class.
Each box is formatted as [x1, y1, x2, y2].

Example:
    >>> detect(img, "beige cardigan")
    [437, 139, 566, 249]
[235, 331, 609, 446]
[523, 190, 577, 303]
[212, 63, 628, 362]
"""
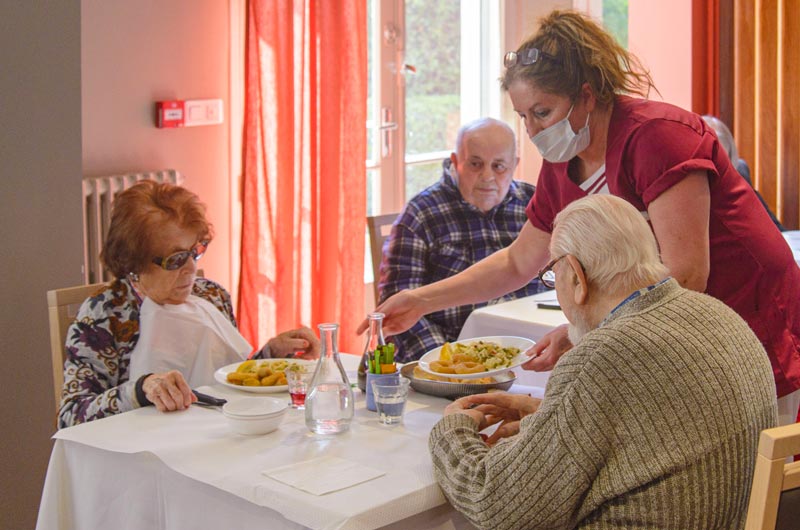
[429, 279, 777, 529]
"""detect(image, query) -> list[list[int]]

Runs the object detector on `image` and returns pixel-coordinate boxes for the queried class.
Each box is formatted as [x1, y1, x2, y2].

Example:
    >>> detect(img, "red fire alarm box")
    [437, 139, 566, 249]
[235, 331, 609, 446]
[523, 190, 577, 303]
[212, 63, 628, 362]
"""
[156, 100, 185, 128]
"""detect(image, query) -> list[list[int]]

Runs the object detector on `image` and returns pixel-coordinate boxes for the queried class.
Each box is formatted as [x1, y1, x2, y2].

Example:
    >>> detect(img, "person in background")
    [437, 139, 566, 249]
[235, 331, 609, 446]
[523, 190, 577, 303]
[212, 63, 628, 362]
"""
[367, 10, 800, 425]
[702, 114, 785, 231]
[59, 181, 319, 428]
[429, 195, 777, 530]
[377, 117, 545, 362]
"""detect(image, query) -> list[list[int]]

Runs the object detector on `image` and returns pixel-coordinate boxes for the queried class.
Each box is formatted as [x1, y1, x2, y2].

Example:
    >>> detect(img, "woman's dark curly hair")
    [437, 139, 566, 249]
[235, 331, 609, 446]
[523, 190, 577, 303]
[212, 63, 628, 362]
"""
[100, 180, 213, 278]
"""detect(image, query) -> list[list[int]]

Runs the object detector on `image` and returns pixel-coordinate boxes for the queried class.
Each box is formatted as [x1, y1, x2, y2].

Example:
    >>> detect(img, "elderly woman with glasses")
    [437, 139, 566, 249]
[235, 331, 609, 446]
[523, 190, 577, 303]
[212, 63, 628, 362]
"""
[59, 181, 319, 428]
[369, 9, 800, 425]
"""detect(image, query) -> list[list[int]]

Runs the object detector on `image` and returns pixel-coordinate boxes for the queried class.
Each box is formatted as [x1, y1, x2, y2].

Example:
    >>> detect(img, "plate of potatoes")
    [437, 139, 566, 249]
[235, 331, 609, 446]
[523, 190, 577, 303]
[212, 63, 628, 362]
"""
[214, 359, 315, 393]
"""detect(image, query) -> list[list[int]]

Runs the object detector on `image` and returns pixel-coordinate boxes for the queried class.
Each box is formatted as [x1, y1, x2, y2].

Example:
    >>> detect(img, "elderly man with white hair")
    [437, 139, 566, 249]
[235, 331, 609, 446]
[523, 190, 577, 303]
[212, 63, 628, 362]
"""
[378, 117, 545, 363]
[428, 194, 778, 530]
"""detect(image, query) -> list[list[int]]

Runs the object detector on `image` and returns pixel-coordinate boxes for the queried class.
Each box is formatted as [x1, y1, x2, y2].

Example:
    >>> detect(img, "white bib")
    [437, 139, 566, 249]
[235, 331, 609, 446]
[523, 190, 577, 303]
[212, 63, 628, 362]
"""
[129, 295, 252, 387]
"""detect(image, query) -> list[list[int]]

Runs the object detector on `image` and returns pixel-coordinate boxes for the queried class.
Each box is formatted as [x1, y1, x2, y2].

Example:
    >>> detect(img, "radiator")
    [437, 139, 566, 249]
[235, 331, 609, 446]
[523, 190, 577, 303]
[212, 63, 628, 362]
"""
[82, 169, 183, 283]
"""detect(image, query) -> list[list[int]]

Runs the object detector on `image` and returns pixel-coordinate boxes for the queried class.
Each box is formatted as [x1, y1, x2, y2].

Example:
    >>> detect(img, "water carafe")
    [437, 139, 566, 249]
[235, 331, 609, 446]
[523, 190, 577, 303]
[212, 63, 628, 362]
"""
[357, 312, 386, 392]
[305, 323, 354, 434]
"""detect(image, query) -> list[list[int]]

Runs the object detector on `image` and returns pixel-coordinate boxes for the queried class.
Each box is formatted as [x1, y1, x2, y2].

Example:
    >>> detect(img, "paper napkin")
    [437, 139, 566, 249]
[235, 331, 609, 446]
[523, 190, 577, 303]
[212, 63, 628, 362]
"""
[263, 456, 385, 496]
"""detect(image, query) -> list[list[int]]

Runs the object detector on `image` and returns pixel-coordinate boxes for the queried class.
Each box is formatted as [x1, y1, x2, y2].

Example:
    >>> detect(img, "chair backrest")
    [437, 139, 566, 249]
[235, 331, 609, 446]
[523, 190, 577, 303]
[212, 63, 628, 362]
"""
[745, 422, 800, 530]
[47, 282, 106, 413]
[367, 213, 398, 302]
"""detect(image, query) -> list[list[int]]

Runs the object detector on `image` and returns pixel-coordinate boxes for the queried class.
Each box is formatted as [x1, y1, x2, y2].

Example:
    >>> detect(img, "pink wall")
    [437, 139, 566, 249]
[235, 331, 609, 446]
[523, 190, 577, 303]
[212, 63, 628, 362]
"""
[628, 0, 693, 111]
[82, 0, 235, 290]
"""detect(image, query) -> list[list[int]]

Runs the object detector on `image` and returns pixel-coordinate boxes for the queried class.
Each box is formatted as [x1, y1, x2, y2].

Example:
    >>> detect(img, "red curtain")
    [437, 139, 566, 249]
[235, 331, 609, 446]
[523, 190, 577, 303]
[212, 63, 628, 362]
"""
[692, 0, 720, 116]
[238, 0, 367, 354]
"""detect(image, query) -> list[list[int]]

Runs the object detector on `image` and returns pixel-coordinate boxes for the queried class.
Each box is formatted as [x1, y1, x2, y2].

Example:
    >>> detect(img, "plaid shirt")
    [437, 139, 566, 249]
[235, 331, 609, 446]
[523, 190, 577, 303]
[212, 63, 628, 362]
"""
[378, 159, 545, 362]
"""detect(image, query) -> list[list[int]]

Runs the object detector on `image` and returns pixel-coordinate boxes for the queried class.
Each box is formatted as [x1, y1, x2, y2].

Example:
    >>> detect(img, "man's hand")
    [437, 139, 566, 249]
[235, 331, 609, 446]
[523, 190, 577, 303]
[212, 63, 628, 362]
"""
[142, 370, 196, 412]
[267, 326, 320, 359]
[443, 397, 487, 429]
[522, 324, 572, 371]
[461, 392, 541, 444]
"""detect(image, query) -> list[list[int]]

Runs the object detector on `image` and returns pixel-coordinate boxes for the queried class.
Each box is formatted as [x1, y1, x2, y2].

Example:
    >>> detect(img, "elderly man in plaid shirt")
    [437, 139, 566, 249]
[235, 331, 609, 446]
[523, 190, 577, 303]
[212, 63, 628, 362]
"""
[377, 118, 545, 362]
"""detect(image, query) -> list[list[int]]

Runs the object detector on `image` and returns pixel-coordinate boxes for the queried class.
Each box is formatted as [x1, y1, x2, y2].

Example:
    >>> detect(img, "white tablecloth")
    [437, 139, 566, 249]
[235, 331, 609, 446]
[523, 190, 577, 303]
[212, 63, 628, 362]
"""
[38, 355, 543, 530]
[458, 291, 569, 388]
[783, 230, 800, 265]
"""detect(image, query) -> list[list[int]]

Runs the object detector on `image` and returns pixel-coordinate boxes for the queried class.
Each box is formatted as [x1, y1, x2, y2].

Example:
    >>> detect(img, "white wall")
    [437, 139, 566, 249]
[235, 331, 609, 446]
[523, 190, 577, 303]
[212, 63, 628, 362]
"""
[0, 4, 83, 528]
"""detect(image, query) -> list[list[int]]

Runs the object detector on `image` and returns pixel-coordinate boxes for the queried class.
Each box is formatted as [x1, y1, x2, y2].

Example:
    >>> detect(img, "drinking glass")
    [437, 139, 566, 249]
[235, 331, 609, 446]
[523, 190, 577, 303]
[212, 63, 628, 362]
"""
[370, 377, 410, 425]
[284, 368, 313, 409]
[365, 371, 398, 412]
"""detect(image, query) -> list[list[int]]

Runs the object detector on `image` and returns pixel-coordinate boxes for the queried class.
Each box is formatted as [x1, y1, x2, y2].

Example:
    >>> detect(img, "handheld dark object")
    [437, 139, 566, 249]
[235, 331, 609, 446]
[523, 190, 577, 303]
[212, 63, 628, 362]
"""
[193, 390, 227, 407]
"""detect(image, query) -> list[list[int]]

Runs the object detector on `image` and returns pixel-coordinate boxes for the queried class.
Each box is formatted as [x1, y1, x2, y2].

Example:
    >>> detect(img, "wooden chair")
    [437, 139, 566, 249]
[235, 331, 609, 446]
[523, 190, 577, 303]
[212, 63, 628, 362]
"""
[47, 282, 106, 413]
[745, 422, 800, 529]
[367, 213, 398, 302]
[46, 270, 205, 415]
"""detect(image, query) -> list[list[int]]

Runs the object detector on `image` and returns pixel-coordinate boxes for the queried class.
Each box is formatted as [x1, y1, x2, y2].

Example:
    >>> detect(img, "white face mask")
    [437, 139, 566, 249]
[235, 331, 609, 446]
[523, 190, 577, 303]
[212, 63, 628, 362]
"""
[531, 105, 591, 163]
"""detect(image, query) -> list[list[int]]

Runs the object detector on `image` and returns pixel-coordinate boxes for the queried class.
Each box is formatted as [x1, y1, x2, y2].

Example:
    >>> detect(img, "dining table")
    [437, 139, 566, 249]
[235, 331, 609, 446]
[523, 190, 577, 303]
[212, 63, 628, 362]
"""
[36, 354, 544, 530]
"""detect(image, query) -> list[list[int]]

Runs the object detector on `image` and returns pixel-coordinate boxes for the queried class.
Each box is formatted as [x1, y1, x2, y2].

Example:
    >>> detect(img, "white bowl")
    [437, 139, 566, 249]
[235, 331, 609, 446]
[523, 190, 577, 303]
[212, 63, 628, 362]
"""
[223, 396, 287, 416]
[222, 397, 288, 435]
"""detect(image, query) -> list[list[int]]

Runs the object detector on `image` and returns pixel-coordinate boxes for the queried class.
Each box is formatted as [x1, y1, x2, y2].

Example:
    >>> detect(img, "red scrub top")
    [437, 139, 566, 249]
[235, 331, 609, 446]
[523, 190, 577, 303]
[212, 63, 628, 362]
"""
[527, 96, 800, 397]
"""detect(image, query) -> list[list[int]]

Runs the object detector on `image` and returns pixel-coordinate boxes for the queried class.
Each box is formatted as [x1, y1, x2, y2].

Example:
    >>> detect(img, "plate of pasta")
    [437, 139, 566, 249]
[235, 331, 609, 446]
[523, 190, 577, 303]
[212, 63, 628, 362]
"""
[417, 336, 535, 380]
[400, 362, 516, 399]
[214, 358, 315, 393]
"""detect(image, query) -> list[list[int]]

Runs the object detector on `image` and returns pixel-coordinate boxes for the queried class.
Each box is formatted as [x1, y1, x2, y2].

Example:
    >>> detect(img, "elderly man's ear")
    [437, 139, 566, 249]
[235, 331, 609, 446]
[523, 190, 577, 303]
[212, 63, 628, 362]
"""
[565, 254, 588, 305]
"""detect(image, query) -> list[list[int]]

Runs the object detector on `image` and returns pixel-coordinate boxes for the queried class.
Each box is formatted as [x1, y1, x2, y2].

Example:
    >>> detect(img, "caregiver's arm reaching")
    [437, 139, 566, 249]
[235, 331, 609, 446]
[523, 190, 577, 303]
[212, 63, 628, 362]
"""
[361, 222, 552, 336]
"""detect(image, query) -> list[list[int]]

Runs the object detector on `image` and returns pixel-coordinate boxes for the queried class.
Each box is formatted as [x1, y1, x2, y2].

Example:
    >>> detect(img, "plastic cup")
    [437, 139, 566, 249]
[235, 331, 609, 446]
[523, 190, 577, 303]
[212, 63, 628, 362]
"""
[370, 377, 410, 425]
[284, 368, 313, 409]
[365, 371, 399, 411]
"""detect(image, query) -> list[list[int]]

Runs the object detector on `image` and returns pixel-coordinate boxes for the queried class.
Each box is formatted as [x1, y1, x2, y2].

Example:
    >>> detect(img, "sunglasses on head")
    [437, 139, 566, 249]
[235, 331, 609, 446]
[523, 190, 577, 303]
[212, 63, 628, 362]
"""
[503, 47, 559, 68]
[152, 240, 210, 271]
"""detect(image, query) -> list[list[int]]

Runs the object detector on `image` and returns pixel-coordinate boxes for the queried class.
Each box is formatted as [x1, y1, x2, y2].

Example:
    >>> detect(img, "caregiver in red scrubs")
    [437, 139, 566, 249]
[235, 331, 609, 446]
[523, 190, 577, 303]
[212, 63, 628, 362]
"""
[367, 9, 800, 424]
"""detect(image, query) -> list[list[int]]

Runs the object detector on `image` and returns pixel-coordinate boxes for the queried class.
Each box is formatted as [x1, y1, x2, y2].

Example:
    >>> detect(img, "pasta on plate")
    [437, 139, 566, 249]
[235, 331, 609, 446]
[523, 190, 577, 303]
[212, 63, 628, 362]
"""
[429, 340, 521, 375]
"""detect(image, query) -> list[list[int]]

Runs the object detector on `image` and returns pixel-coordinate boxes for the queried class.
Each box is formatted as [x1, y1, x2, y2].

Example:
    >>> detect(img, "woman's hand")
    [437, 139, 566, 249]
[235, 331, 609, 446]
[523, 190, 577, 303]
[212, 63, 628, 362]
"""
[356, 289, 427, 336]
[522, 324, 572, 371]
[142, 370, 196, 412]
[267, 326, 320, 359]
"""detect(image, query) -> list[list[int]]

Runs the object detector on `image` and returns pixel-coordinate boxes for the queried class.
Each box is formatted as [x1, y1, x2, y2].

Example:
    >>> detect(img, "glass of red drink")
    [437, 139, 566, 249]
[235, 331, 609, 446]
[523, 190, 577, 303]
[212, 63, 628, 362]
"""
[284, 368, 312, 409]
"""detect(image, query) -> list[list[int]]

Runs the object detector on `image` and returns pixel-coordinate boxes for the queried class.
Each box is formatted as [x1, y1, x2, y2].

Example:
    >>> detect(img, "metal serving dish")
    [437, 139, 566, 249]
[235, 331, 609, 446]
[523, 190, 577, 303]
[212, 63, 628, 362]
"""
[401, 361, 516, 400]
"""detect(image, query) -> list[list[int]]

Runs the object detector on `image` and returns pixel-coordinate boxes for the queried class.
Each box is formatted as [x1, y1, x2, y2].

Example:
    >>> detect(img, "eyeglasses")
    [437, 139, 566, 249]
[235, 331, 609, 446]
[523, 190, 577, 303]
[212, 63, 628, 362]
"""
[503, 47, 558, 68]
[538, 255, 566, 289]
[152, 240, 210, 271]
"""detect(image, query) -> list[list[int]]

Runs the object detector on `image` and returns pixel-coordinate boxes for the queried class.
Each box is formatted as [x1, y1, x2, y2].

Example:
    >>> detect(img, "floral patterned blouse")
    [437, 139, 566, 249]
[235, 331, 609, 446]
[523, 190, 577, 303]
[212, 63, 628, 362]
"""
[58, 277, 236, 428]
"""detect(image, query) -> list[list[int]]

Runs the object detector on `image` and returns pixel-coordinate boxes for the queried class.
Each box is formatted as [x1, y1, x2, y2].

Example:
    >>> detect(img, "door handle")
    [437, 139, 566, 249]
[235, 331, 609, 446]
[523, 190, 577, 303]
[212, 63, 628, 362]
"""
[380, 107, 397, 158]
